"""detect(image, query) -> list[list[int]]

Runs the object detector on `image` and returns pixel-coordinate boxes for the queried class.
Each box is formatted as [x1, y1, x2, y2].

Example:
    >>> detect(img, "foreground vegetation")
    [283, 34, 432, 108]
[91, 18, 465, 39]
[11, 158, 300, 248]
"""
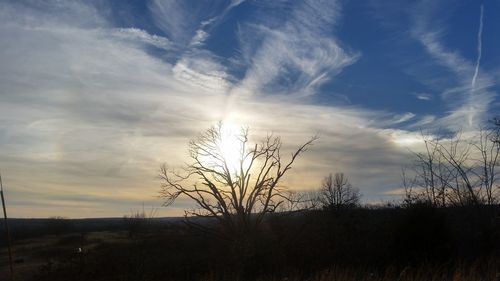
[1, 204, 498, 280]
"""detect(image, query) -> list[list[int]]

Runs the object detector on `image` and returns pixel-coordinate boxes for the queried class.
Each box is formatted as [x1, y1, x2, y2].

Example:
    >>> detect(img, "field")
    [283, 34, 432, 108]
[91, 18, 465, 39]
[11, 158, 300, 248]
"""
[1, 206, 499, 281]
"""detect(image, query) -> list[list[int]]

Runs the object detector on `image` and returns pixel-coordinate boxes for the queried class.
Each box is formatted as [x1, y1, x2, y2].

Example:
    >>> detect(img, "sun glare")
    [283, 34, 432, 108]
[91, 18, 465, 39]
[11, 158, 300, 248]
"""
[218, 122, 246, 174]
[390, 131, 422, 147]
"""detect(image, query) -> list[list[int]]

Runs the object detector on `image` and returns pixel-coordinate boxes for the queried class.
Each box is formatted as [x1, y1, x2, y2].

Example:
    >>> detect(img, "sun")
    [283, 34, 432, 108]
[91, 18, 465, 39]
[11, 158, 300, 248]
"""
[218, 122, 246, 174]
[195, 121, 252, 175]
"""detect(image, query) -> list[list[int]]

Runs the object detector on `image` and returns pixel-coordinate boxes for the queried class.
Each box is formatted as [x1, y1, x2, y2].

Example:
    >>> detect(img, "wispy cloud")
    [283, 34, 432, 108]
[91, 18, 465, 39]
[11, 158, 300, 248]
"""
[391, 113, 416, 124]
[413, 92, 433, 101]
[172, 51, 231, 94]
[148, 0, 244, 49]
[110, 28, 172, 51]
[233, 0, 360, 97]
[0, 0, 449, 217]
[412, 2, 495, 129]
[407, 115, 437, 129]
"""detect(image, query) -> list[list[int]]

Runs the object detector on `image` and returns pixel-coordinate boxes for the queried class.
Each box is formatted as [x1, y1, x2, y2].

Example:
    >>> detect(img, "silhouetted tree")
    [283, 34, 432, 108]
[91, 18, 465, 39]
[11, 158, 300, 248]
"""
[159, 123, 316, 239]
[474, 126, 500, 205]
[403, 127, 500, 206]
[403, 133, 457, 207]
[319, 172, 361, 210]
[123, 205, 158, 238]
[276, 190, 319, 212]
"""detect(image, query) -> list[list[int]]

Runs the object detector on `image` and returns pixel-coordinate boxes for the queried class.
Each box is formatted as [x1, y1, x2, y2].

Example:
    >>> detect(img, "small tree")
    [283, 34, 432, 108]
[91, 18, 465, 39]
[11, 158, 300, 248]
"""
[474, 126, 500, 205]
[319, 172, 361, 210]
[403, 126, 500, 206]
[159, 123, 316, 239]
[403, 133, 458, 207]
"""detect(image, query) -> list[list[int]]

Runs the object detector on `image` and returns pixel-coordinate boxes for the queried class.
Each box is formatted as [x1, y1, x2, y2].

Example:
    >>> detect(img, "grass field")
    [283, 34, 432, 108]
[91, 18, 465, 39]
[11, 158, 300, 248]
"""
[1, 206, 498, 281]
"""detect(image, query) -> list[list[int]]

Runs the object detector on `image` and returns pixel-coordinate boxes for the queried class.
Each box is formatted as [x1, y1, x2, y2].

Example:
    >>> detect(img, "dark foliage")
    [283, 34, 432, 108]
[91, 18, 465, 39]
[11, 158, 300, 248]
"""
[2, 205, 498, 281]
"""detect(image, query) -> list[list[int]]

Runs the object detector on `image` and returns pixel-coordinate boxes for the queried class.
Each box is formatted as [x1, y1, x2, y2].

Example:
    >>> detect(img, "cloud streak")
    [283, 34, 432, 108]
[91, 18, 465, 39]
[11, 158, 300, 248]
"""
[233, 0, 360, 97]
[412, 2, 495, 129]
[3, 0, 495, 218]
[413, 93, 433, 101]
[471, 4, 484, 91]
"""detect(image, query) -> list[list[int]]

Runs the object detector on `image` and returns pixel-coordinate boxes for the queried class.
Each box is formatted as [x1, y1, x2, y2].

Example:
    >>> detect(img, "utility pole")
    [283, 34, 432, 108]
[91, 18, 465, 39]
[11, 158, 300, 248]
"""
[0, 172, 14, 280]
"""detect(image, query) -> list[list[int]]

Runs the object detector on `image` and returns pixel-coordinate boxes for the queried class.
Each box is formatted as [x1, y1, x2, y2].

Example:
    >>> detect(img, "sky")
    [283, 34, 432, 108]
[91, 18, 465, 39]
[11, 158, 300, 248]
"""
[0, 0, 499, 218]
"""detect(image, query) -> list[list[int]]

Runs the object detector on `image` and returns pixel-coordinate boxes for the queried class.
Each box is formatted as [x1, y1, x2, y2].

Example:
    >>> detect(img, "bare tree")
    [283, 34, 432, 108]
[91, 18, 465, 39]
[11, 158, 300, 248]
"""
[473, 127, 500, 205]
[319, 172, 361, 211]
[159, 123, 316, 238]
[403, 126, 500, 206]
[401, 166, 425, 207]
[407, 134, 452, 207]
[276, 190, 320, 212]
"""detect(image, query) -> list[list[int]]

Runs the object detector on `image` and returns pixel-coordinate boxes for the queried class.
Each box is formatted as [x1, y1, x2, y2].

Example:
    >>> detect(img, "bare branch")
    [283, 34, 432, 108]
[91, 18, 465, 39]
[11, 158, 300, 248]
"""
[158, 123, 317, 238]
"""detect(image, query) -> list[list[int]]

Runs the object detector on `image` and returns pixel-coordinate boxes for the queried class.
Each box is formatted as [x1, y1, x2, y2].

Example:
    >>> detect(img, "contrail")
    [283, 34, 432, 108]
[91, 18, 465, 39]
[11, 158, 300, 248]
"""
[469, 4, 484, 126]
[471, 4, 484, 89]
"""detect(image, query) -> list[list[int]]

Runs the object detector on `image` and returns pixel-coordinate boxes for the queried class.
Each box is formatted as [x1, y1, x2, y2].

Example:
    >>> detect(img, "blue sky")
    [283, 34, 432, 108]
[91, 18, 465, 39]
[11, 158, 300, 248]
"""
[0, 0, 498, 217]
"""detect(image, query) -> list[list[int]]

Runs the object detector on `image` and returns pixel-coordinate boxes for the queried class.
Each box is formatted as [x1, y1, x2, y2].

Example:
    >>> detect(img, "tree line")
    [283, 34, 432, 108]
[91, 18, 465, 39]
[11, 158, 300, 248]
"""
[402, 118, 500, 207]
[159, 119, 499, 240]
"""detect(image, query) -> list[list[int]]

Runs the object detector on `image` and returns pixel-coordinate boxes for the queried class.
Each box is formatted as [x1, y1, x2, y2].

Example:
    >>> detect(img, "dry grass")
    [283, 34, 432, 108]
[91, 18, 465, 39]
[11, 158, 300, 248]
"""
[2, 230, 499, 281]
[0, 231, 128, 281]
[196, 259, 500, 281]
[267, 261, 500, 281]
